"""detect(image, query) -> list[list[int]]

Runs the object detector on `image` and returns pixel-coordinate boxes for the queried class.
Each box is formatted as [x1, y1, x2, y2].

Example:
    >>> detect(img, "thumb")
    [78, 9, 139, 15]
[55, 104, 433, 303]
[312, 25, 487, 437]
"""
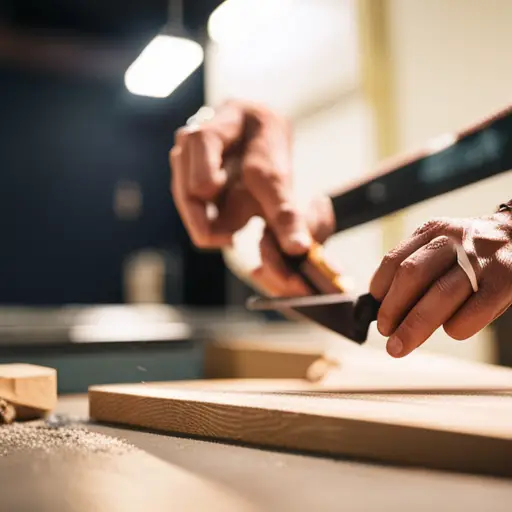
[242, 136, 311, 255]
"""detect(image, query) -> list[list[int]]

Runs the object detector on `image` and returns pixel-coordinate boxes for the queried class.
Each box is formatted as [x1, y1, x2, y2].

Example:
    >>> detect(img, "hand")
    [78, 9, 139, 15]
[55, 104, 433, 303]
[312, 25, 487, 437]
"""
[169, 100, 335, 296]
[369, 211, 512, 358]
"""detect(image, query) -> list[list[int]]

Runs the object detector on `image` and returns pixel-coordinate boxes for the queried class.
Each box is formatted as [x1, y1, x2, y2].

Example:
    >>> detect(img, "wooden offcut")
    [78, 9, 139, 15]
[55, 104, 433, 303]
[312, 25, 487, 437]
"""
[203, 339, 323, 379]
[0, 364, 57, 420]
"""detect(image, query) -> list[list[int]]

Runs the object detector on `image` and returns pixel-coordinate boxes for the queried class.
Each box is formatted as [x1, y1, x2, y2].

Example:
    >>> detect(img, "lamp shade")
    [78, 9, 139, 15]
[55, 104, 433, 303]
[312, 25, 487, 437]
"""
[125, 35, 204, 98]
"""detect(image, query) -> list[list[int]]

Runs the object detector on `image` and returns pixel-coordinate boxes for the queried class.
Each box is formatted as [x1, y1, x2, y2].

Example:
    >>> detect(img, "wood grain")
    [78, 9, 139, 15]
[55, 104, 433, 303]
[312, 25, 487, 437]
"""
[0, 364, 57, 413]
[89, 380, 512, 477]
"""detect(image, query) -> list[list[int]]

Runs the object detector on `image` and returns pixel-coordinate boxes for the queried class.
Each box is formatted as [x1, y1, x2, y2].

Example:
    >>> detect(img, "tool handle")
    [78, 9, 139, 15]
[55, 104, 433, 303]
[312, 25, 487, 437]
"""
[329, 104, 512, 234]
[283, 242, 347, 295]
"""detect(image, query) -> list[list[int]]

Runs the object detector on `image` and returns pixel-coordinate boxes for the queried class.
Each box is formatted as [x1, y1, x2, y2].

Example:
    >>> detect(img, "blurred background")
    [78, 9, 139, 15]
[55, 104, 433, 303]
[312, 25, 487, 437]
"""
[0, 0, 511, 391]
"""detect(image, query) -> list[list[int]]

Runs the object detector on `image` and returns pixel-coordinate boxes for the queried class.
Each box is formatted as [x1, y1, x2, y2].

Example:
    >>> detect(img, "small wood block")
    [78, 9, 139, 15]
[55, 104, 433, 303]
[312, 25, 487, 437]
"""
[204, 340, 322, 379]
[0, 364, 57, 419]
[89, 379, 512, 477]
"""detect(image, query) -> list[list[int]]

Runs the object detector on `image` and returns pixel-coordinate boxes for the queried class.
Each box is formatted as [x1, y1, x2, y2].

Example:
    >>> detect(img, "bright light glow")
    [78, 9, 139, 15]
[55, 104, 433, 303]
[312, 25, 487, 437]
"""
[208, 0, 293, 46]
[125, 35, 204, 98]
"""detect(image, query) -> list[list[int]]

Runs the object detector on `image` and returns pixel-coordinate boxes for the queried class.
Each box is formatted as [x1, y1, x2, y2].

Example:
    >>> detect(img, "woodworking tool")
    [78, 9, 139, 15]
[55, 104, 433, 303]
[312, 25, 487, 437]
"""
[247, 104, 512, 342]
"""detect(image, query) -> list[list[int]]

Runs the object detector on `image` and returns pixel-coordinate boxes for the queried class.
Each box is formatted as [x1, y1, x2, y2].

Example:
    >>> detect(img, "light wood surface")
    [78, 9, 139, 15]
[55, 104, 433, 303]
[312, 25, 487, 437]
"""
[204, 339, 322, 379]
[89, 377, 512, 477]
[0, 364, 57, 414]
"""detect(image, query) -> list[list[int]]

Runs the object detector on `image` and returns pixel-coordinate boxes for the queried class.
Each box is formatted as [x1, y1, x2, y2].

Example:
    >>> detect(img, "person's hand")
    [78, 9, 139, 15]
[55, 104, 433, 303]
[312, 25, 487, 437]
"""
[369, 211, 512, 358]
[169, 100, 335, 296]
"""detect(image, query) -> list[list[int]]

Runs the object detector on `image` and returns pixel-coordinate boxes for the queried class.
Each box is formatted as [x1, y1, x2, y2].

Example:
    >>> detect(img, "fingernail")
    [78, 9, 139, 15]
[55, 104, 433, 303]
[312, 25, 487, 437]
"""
[386, 336, 403, 357]
[287, 232, 311, 252]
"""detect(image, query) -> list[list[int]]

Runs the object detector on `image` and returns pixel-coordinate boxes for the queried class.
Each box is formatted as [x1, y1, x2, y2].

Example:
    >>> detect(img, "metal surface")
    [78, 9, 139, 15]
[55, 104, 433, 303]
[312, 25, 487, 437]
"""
[247, 293, 381, 343]
[1, 395, 511, 512]
[247, 293, 356, 310]
[0, 305, 265, 349]
[0, 306, 273, 393]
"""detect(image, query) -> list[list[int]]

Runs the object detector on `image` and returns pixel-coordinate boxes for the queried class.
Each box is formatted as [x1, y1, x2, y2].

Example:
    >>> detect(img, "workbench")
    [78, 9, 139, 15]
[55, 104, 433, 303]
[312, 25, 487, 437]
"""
[1, 394, 510, 512]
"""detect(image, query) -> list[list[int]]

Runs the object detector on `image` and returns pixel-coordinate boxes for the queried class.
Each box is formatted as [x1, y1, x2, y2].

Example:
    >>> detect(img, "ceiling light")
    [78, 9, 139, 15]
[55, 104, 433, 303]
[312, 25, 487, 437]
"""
[125, 35, 203, 98]
[124, 1, 203, 98]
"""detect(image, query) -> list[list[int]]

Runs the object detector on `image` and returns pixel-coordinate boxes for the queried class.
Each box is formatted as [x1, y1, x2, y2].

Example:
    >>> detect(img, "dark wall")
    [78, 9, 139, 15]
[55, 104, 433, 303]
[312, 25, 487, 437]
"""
[0, 64, 226, 306]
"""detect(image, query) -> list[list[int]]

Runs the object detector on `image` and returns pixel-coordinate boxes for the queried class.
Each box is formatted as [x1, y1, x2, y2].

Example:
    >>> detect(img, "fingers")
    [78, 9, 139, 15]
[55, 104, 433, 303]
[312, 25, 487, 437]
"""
[370, 217, 461, 300]
[377, 236, 457, 336]
[242, 127, 312, 256]
[170, 102, 250, 249]
[187, 129, 227, 201]
[251, 229, 310, 297]
[444, 270, 512, 341]
[373, 214, 512, 358]
[386, 265, 473, 358]
[211, 179, 261, 234]
[170, 143, 231, 248]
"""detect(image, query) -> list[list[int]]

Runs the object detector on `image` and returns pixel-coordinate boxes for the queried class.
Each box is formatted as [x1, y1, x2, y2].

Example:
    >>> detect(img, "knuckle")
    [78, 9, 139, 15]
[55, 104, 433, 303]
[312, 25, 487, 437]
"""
[246, 110, 266, 131]
[169, 146, 181, 166]
[480, 273, 502, 297]
[246, 104, 280, 129]
[243, 164, 285, 197]
[412, 217, 447, 237]
[175, 125, 212, 147]
[425, 235, 450, 251]
[397, 258, 420, 280]
[187, 126, 209, 143]
[272, 206, 297, 228]
[174, 126, 188, 144]
[191, 178, 221, 200]
[434, 273, 454, 295]
[244, 163, 277, 182]
[380, 250, 401, 273]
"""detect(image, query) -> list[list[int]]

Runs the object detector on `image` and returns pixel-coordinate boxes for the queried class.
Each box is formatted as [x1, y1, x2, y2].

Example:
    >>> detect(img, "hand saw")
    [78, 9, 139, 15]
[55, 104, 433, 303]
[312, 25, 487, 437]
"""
[246, 104, 512, 342]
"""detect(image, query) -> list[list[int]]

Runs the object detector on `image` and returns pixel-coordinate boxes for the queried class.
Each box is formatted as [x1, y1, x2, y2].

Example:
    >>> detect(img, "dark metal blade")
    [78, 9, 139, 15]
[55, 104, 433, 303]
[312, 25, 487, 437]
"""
[246, 293, 381, 344]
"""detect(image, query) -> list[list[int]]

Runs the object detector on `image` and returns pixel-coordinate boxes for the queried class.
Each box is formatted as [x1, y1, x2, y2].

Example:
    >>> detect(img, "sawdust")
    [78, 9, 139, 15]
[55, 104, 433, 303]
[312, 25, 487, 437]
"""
[0, 415, 135, 457]
[0, 399, 16, 424]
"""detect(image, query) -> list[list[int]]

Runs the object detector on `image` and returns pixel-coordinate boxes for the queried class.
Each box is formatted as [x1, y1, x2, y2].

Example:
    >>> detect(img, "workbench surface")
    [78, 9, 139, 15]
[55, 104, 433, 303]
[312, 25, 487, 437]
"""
[0, 395, 510, 512]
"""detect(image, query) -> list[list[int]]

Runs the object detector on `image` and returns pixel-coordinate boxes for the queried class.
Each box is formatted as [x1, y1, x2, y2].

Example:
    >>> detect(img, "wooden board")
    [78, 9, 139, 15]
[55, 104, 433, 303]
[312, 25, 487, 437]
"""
[203, 339, 323, 379]
[0, 364, 57, 418]
[203, 337, 512, 391]
[201, 322, 512, 386]
[89, 378, 512, 477]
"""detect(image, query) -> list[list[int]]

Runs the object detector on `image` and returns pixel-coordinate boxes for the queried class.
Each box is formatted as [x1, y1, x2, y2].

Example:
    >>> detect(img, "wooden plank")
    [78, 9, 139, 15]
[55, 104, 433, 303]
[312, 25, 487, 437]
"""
[203, 336, 512, 390]
[0, 364, 57, 420]
[312, 340, 512, 388]
[203, 339, 322, 379]
[89, 382, 512, 477]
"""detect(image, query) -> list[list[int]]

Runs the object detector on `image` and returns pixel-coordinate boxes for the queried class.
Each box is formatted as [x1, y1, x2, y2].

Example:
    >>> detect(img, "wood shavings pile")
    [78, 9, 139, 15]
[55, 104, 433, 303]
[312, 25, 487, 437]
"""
[0, 417, 135, 457]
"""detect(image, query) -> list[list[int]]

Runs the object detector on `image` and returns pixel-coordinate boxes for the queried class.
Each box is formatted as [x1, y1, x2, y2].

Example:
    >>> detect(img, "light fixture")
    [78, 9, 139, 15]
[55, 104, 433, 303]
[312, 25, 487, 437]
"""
[124, 0, 203, 98]
[207, 0, 294, 46]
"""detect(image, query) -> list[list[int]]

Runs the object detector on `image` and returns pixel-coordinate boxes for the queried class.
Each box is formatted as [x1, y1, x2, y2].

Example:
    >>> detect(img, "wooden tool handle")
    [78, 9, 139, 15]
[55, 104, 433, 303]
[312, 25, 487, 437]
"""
[282, 242, 348, 295]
